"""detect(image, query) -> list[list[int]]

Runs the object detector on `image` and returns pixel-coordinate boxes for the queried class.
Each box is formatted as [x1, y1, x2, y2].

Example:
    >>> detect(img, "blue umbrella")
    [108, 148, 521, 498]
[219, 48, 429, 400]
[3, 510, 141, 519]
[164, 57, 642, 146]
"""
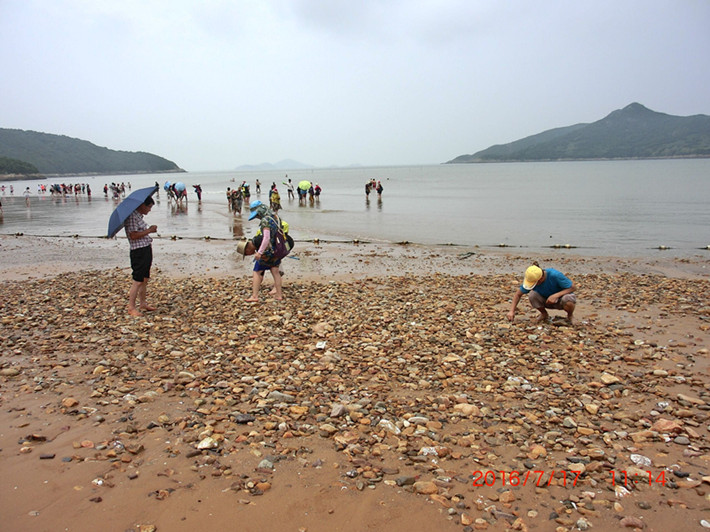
[174, 182, 186, 192]
[107, 185, 158, 238]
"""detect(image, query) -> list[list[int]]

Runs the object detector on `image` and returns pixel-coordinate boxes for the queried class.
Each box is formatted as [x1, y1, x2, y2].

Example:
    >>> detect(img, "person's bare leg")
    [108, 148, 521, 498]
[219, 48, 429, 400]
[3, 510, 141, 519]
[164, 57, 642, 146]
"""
[563, 301, 576, 324]
[128, 280, 144, 316]
[139, 279, 156, 311]
[246, 271, 262, 302]
[270, 267, 283, 300]
[528, 292, 548, 322]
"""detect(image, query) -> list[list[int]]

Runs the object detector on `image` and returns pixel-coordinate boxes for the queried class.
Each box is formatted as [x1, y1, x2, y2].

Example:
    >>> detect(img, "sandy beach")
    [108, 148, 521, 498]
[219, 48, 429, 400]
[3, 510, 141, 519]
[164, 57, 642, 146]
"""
[1, 234, 709, 532]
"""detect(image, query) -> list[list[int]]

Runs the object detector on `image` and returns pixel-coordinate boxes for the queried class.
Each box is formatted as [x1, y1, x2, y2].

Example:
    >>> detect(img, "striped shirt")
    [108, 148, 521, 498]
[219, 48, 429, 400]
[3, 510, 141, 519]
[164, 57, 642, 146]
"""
[124, 211, 152, 250]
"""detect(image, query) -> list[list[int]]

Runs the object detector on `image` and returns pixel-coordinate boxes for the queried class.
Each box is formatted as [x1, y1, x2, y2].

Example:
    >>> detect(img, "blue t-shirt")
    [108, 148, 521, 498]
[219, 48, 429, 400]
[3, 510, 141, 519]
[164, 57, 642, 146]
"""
[520, 268, 572, 298]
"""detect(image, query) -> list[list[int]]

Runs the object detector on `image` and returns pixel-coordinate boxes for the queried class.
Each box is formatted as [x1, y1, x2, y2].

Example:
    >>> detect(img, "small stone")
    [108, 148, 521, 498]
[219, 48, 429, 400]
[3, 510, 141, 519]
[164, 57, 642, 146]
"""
[377, 419, 400, 434]
[630, 454, 652, 467]
[576, 517, 592, 530]
[562, 416, 577, 429]
[330, 404, 346, 417]
[453, 403, 480, 416]
[529, 444, 547, 459]
[677, 393, 705, 405]
[600, 373, 621, 385]
[651, 419, 683, 433]
[62, 397, 79, 408]
[197, 437, 218, 450]
[413, 481, 439, 494]
[396, 476, 416, 487]
[267, 391, 296, 403]
[619, 516, 645, 528]
[232, 413, 256, 424]
[255, 481, 271, 492]
[126, 443, 144, 454]
[257, 459, 274, 470]
[499, 490, 515, 503]
[319, 423, 338, 436]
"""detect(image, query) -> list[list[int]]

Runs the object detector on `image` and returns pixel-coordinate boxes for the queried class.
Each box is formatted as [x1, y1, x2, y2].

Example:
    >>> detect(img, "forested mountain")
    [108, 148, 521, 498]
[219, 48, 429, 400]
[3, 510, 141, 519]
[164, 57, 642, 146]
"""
[0, 156, 39, 175]
[448, 103, 710, 163]
[0, 128, 182, 175]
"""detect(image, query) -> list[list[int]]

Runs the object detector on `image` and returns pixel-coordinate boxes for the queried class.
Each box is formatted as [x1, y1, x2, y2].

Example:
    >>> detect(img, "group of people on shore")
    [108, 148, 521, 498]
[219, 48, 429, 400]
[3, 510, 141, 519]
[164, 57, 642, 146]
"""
[48, 183, 93, 196]
[225, 178, 323, 215]
[125, 195, 296, 313]
[104, 182, 131, 199]
[365, 179, 383, 198]
[119, 172, 578, 322]
[296, 181, 322, 204]
[124, 189, 578, 324]
[226, 184, 247, 214]
[2, 182, 96, 197]
[3, 182, 97, 207]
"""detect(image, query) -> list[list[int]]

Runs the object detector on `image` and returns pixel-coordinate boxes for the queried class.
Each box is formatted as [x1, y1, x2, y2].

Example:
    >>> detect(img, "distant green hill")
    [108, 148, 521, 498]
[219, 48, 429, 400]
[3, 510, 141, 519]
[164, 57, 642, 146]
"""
[0, 156, 39, 175]
[448, 103, 710, 163]
[0, 128, 183, 175]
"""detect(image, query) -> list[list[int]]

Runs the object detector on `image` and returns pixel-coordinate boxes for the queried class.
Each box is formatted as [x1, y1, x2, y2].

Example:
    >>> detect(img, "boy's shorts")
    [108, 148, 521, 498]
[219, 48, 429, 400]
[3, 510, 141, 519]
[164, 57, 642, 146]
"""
[130, 245, 153, 281]
[253, 258, 281, 272]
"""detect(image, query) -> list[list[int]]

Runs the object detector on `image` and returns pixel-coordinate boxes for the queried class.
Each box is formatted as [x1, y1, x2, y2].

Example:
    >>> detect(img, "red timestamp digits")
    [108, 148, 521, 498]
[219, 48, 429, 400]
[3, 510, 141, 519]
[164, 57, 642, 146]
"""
[610, 470, 667, 487]
[471, 470, 582, 488]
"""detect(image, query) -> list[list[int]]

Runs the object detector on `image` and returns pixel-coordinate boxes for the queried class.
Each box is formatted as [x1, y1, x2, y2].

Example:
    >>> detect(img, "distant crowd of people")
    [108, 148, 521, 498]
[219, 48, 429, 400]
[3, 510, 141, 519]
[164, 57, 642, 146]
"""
[104, 182, 131, 199]
[1, 182, 95, 197]
[225, 176, 325, 216]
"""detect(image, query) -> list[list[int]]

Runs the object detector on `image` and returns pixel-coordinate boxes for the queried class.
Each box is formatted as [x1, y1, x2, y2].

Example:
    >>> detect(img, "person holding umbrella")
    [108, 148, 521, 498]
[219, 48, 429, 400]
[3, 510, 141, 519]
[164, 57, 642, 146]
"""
[298, 180, 311, 204]
[108, 186, 160, 318]
[124, 197, 158, 316]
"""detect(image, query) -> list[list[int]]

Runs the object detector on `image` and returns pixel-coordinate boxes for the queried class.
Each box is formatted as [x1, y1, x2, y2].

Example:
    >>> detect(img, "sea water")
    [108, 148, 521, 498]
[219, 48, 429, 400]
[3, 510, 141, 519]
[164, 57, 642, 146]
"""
[0, 159, 709, 258]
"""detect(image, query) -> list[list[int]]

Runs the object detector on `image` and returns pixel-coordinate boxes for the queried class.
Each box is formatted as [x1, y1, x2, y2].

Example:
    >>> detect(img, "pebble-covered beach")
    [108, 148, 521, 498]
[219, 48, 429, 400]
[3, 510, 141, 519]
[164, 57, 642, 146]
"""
[1, 235, 709, 531]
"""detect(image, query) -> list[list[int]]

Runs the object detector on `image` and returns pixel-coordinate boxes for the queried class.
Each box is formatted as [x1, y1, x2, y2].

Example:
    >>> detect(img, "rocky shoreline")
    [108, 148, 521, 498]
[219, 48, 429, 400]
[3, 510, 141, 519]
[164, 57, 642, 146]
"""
[1, 236, 709, 531]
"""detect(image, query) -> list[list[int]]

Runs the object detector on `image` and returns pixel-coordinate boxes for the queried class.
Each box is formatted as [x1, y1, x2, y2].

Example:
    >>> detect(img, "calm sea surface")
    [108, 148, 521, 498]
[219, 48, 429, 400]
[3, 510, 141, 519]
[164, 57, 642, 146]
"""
[1, 159, 709, 258]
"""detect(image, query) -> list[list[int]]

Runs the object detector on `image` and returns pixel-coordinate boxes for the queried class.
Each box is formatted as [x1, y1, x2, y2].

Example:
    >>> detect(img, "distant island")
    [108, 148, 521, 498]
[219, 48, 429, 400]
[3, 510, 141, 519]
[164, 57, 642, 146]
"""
[0, 128, 183, 179]
[235, 159, 314, 171]
[447, 103, 710, 163]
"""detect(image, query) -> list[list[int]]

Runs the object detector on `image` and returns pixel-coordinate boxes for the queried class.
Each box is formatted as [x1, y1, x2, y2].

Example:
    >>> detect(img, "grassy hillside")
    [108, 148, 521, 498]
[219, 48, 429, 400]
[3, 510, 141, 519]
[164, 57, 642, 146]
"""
[0, 128, 182, 175]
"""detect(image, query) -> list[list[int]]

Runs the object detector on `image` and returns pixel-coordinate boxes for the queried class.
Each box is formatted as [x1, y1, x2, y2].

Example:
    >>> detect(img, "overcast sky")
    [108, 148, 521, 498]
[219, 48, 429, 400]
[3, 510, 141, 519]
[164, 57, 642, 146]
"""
[2, 0, 709, 171]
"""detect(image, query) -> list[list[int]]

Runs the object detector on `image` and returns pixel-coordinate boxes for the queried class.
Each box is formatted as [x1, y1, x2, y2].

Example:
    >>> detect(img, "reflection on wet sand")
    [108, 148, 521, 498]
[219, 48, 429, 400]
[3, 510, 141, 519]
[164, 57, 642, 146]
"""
[231, 215, 244, 238]
[170, 203, 188, 216]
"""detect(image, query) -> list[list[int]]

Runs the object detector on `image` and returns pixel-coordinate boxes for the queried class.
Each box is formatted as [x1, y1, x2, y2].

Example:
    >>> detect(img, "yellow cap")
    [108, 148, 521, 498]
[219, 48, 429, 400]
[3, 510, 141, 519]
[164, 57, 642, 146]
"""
[522, 265, 543, 290]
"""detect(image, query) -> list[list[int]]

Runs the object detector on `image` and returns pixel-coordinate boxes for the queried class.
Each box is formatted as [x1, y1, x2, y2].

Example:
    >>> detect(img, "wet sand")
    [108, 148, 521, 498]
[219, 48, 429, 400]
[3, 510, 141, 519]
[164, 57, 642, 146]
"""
[1, 235, 709, 532]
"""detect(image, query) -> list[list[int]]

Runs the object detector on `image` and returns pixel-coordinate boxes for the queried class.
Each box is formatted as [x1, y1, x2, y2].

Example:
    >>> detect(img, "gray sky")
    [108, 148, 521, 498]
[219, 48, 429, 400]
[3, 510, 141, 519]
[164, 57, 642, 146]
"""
[2, 0, 709, 171]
